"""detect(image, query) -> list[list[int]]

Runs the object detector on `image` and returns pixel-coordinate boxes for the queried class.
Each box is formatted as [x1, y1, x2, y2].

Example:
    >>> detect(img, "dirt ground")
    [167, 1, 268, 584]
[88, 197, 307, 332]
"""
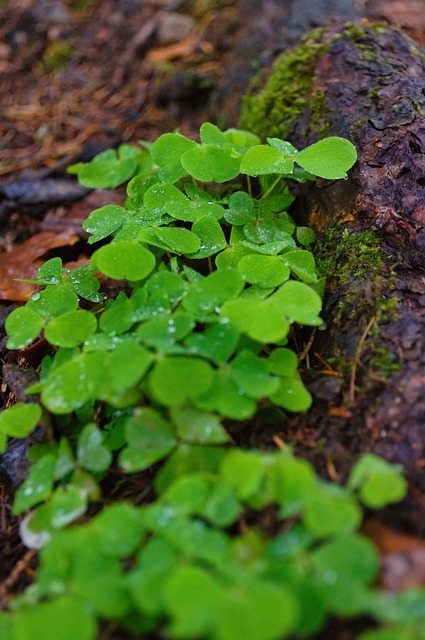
[1, 0, 425, 633]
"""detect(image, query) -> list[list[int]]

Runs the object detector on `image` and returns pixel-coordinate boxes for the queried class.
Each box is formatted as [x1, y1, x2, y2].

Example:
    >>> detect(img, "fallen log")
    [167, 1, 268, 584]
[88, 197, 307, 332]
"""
[239, 22, 425, 524]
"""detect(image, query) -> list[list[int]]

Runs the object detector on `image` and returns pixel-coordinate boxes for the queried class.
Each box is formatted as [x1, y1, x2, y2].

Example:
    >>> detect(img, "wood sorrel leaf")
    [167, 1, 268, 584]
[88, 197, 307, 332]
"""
[200, 122, 227, 146]
[282, 249, 318, 283]
[296, 137, 357, 179]
[0, 403, 42, 452]
[65, 265, 103, 303]
[183, 268, 244, 316]
[220, 298, 290, 343]
[41, 352, 107, 414]
[50, 485, 88, 528]
[83, 205, 125, 244]
[230, 349, 280, 398]
[224, 191, 257, 225]
[266, 348, 299, 377]
[189, 215, 227, 258]
[77, 423, 112, 473]
[149, 356, 214, 407]
[181, 146, 241, 182]
[35, 257, 63, 285]
[44, 310, 97, 348]
[91, 241, 156, 281]
[12, 596, 96, 640]
[194, 369, 256, 420]
[185, 322, 239, 365]
[170, 408, 230, 445]
[27, 285, 79, 320]
[151, 133, 197, 183]
[119, 408, 177, 472]
[106, 342, 153, 391]
[266, 137, 298, 155]
[137, 312, 194, 350]
[347, 454, 407, 508]
[223, 128, 261, 150]
[304, 484, 362, 536]
[240, 144, 294, 176]
[74, 148, 138, 188]
[238, 254, 290, 288]
[13, 454, 56, 514]
[154, 227, 201, 254]
[296, 226, 316, 247]
[5, 306, 45, 349]
[269, 280, 322, 325]
[270, 377, 312, 412]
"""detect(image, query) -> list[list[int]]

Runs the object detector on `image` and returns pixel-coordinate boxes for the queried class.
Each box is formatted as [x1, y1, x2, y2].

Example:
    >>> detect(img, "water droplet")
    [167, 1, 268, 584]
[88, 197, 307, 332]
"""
[31, 293, 41, 301]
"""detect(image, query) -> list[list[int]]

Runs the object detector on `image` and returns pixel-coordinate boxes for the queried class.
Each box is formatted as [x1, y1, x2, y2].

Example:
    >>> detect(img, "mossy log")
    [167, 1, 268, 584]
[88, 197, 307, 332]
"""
[240, 23, 425, 511]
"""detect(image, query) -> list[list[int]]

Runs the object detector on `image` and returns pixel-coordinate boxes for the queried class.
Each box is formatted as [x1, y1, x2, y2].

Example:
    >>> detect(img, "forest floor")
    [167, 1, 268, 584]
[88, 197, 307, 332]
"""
[1, 0, 425, 636]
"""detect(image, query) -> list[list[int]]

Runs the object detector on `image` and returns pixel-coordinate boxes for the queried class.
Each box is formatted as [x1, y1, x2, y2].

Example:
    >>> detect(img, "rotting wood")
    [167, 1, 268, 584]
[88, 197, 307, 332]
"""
[239, 22, 425, 521]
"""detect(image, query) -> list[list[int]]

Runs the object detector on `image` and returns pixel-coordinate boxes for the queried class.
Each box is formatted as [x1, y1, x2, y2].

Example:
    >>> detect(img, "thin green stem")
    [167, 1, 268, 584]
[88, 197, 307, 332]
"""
[260, 175, 283, 200]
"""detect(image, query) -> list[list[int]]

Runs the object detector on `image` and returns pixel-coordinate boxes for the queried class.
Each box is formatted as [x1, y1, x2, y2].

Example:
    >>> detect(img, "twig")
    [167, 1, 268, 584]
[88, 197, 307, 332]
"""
[349, 316, 376, 403]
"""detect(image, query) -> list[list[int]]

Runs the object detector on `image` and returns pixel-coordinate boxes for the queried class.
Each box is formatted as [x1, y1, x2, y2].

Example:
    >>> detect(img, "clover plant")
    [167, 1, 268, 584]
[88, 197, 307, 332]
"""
[1, 123, 423, 639]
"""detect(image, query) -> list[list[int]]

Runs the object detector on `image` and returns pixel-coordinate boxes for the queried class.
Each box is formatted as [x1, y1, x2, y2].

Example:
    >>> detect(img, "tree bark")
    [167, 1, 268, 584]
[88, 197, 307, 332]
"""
[237, 22, 425, 527]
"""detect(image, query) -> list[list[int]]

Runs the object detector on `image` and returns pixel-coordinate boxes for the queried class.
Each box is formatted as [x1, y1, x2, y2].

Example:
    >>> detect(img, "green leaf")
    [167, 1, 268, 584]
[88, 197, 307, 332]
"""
[99, 292, 133, 335]
[105, 342, 153, 392]
[137, 312, 194, 350]
[269, 280, 322, 325]
[266, 348, 299, 377]
[76, 149, 137, 188]
[240, 144, 294, 175]
[183, 268, 244, 316]
[65, 265, 103, 303]
[149, 356, 214, 407]
[311, 534, 379, 615]
[151, 133, 197, 183]
[44, 310, 97, 348]
[220, 449, 265, 500]
[266, 138, 298, 155]
[348, 454, 407, 508]
[5, 306, 45, 349]
[296, 137, 357, 179]
[91, 241, 156, 281]
[185, 322, 239, 365]
[200, 122, 227, 146]
[270, 377, 312, 412]
[40, 352, 106, 414]
[155, 444, 225, 494]
[92, 503, 143, 557]
[282, 249, 317, 283]
[224, 191, 257, 225]
[171, 407, 230, 444]
[230, 349, 280, 398]
[77, 423, 112, 472]
[119, 408, 177, 472]
[154, 227, 201, 254]
[223, 128, 261, 150]
[164, 565, 224, 637]
[304, 483, 362, 536]
[238, 254, 290, 287]
[216, 581, 298, 640]
[220, 298, 290, 343]
[269, 456, 316, 516]
[13, 596, 97, 640]
[194, 369, 256, 420]
[0, 403, 42, 452]
[181, 146, 241, 182]
[13, 454, 56, 514]
[35, 257, 63, 285]
[50, 485, 88, 528]
[83, 205, 125, 243]
[27, 285, 79, 320]
[189, 215, 227, 258]
[296, 226, 316, 247]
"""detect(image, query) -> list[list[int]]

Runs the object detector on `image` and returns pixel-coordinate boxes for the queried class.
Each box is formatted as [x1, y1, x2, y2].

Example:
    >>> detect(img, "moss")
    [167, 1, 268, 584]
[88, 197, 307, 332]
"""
[239, 37, 327, 141]
[316, 225, 400, 379]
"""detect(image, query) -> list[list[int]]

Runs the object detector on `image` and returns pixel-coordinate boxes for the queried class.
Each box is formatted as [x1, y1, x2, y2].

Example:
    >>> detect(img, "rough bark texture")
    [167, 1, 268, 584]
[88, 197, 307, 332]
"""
[239, 22, 425, 527]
